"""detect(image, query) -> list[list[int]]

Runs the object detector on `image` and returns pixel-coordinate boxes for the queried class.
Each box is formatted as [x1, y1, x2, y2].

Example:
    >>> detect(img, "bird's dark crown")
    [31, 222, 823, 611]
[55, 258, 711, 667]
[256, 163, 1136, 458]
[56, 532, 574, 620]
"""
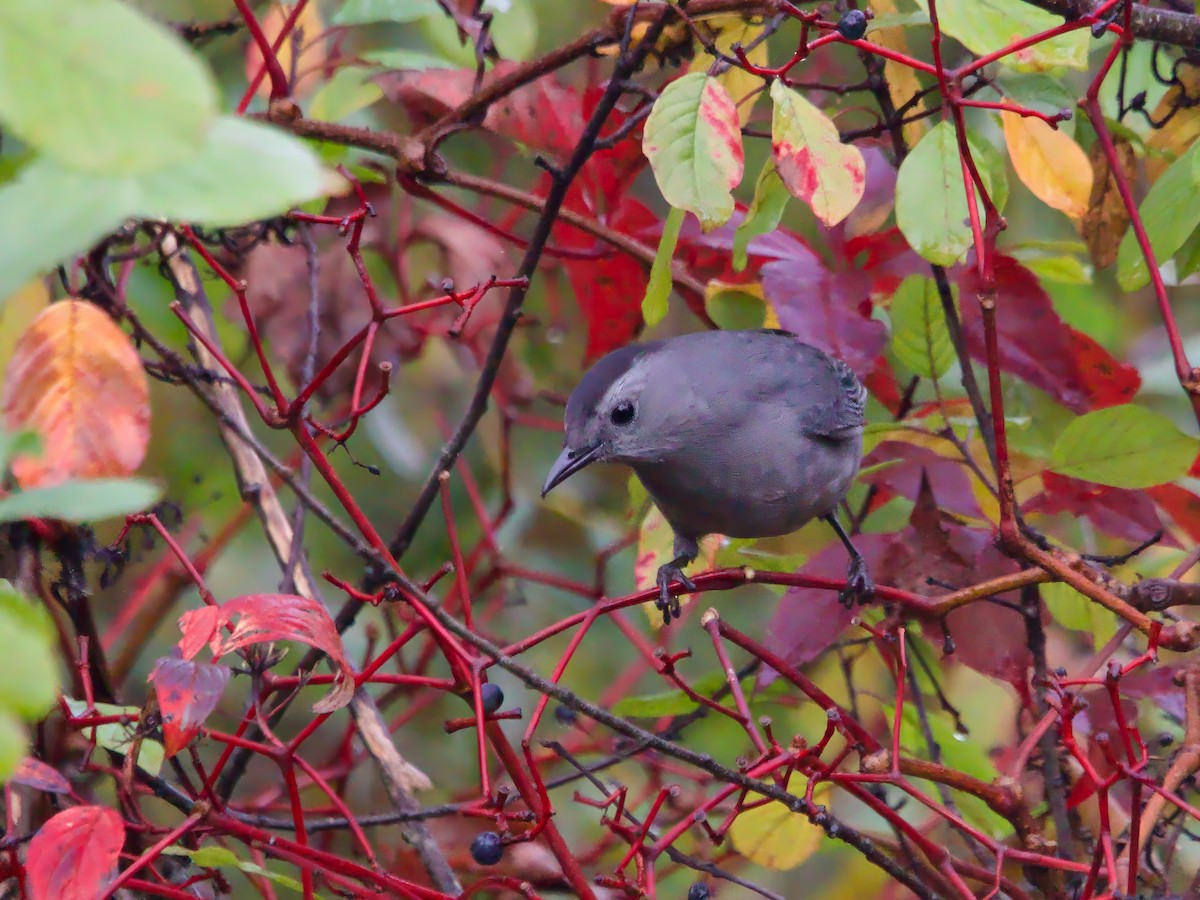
[565, 340, 660, 432]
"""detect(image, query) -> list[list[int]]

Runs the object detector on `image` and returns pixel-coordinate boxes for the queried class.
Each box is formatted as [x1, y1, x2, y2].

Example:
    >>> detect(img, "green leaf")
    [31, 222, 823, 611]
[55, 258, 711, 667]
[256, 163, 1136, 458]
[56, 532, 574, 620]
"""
[897, 122, 994, 266]
[1116, 140, 1200, 291]
[1042, 582, 1119, 645]
[64, 698, 164, 777]
[643, 73, 744, 231]
[889, 275, 955, 379]
[733, 158, 790, 271]
[0, 120, 337, 304]
[0, 428, 41, 474]
[913, 0, 1088, 70]
[170, 845, 323, 896]
[0, 713, 27, 783]
[642, 206, 685, 327]
[0, 0, 217, 175]
[1022, 254, 1093, 285]
[331, 0, 441, 25]
[0, 584, 58, 720]
[360, 49, 458, 71]
[0, 157, 132, 305]
[706, 289, 767, 330]
[769, 81, 866, 226]
[133, 116, 342, 227]
[898, 703, 1012, 838]
[0, 478, 161, 524]
[1049, 405, 1200, 488]
[613, 670, 755, 718]
[309, 68, 384, 122]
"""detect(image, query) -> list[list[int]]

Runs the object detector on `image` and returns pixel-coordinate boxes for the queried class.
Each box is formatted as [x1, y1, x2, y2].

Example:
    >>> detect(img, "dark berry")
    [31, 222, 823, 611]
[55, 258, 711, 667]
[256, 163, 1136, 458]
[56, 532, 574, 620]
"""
[478, 683, 504, 715]
[554, 705, 578, 725]
[687, 884, 711, 900]
[836, 9, 869, 41]
[470, 831, 504, 866]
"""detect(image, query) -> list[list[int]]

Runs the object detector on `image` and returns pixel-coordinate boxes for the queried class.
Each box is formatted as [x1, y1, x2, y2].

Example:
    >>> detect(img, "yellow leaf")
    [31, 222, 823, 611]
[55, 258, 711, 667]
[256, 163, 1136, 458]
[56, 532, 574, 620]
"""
[635, 505, 719, 630]
[730, 783, 830, 870]
[867, 0, 927, 148]
[1146, 62, 1200, 184]
[1002, 111, 1093, 219]
[689, 15, 768, 127]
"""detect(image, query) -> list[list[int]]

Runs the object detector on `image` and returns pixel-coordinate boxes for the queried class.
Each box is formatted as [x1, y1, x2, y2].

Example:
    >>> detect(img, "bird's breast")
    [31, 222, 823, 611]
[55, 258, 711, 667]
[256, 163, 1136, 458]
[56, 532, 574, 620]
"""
[633, 431, 862, 540]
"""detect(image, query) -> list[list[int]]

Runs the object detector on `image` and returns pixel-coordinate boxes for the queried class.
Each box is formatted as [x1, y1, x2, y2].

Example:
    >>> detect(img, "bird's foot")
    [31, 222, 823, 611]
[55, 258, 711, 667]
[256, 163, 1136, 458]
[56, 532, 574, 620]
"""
[838, 555, 875, 608]
[655, 563, 696, 626]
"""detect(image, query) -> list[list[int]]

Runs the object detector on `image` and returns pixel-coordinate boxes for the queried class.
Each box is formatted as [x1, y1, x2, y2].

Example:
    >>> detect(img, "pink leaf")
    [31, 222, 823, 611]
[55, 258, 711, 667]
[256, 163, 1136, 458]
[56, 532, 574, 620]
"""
[149, 656, 231, 757]
[10, 758, 71, 794]
[27, 806, 124, 900]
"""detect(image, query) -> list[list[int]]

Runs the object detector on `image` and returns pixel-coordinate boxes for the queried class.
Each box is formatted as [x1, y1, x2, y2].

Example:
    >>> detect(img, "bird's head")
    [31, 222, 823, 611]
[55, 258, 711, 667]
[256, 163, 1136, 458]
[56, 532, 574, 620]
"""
[541, 341, 670, 497]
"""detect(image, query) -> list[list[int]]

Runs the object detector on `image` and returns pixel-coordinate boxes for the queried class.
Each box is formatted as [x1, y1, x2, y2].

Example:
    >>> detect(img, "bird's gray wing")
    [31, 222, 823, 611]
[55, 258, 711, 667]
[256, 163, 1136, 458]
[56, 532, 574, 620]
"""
[754, 331, 866, 441]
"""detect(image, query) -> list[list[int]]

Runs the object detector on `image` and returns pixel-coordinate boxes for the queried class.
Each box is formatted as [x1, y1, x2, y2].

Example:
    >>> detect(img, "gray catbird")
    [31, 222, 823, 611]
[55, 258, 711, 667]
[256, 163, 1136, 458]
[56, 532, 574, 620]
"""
[542, 328, 874, 624]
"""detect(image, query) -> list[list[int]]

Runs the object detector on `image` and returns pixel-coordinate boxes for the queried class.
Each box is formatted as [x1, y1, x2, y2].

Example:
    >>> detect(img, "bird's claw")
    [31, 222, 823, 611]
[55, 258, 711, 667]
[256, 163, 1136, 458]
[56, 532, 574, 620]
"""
[655, 564, 695, 626]
[838, 556, 874, 609]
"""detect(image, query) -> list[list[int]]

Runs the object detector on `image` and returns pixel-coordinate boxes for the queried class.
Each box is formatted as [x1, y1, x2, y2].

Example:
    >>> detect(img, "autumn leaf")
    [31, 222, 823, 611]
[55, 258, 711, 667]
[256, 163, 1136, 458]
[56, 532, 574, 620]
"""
[729, 783, 831, 870]
[1146, 61, 1200, 184]
[643, 73, 744, 230]
[769, 80, 865, 226]
[150, 656, 231, 757]
[178, 594, 355, 713]
[245, 2, 325, 100]
[27, 806, 125, 900]
[1079, 136, 1135, 268]
[689, 15, 768, 127]
[1, 299, 150, 488]
[1002, 111, 1092, 219]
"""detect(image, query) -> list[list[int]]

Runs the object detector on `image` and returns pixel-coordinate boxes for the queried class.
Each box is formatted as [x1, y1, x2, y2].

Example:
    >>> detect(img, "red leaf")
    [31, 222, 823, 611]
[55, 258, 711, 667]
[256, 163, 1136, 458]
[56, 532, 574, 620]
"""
[1027, 471, 1171, 546]
[863, 356, 903, 415]
[178, 594, 353, 713]
[1066, 772, 1097, 809]
[149, 656, 231, 757]
[1148, 483, 1200, 543]
[1067, 327, 1141, 409]
[27, 806, 124, 900]
[761, 533, 892, 679]
[958, 256, 1090, 412]
[10, 758, 71, 794]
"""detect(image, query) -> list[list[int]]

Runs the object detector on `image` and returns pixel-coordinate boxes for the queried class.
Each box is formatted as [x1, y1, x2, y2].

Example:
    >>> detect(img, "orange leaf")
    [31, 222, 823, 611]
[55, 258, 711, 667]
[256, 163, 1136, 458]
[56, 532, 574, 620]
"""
[245, 2, 326, 100]
[1001, 111, 1093, 219]
[2, 300, 150, 488]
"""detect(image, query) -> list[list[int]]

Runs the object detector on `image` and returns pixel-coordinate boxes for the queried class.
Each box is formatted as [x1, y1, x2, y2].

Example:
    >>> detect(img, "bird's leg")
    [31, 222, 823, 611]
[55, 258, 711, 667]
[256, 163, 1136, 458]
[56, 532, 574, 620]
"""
[655, 534, 698, 626]
[823, 513, 874, 608]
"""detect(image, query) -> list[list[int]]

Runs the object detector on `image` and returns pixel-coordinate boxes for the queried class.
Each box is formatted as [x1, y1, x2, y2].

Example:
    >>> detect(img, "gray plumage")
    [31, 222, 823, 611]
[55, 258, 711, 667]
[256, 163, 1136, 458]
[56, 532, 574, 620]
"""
[542, 328, 874, 624]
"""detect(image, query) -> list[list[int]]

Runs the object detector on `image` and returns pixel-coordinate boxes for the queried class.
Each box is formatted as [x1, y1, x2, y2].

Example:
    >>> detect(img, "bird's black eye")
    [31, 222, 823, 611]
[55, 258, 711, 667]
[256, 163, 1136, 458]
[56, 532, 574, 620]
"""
[610, 400, 635, 426]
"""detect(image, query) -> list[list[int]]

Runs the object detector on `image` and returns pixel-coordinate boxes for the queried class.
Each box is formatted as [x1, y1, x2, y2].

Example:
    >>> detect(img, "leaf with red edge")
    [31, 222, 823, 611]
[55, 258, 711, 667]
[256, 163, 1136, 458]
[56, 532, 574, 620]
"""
[1148, 483, 1200, 543]
[10, 757, 70, 794]
[1067, 327, 1141, 410]
[27, 806, 124, 900]
[1026, 471, 1171, 546]
[177, 595, 353, 713]
[149, 656, 230, 757]
[769, 80, 865, 226]
[958, 255, 1090, 412]
[761, 533, 892, 681]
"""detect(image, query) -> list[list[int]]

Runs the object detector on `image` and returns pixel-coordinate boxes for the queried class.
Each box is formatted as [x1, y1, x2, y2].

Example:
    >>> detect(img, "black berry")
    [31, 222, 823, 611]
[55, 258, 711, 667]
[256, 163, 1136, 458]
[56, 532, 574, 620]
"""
[470, 831, 504, 866]
[687, 884, 711, 900]
[477, 683, 504, 715]
[554, 705, 577, 725]
[836, 9, 869, 41]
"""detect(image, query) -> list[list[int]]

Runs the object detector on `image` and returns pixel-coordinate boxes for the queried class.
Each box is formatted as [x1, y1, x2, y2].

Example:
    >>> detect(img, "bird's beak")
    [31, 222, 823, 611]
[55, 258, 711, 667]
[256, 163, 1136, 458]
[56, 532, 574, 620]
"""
[541, 444, 602, 497]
